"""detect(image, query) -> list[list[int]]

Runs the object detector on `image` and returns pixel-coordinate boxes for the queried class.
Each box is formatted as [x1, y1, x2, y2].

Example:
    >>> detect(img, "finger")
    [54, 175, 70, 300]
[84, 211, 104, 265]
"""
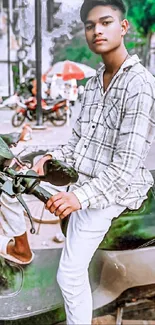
[46, 197, 60, 209]
[59, 208, 72, 219]
[48, 199, 64, 214]
[54, 203, 68, 216]
[53, 192, 65, 201]
[46, 193, 64, 208]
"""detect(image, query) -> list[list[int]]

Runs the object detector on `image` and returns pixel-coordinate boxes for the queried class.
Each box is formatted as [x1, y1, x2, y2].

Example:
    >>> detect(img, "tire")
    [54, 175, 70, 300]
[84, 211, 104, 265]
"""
[27, 110, 34, 121]
[51, 107, 67, 127]
[11, 112, 25, 127]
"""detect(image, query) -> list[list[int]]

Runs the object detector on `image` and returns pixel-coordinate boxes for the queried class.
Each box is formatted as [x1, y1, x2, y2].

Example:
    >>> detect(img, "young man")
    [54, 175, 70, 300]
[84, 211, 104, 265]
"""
[2, 0, 155, 323]
[32, 1, 155, 323]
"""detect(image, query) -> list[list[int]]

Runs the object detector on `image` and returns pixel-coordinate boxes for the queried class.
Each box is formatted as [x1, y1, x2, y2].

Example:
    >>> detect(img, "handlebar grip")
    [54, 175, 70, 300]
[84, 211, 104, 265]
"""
[31, 184, 52, 204]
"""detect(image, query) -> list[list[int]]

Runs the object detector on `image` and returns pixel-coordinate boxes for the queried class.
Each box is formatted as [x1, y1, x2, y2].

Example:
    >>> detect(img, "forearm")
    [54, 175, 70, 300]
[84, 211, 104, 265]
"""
[73, 155, 142, 210]
[73, 164, 131, 210]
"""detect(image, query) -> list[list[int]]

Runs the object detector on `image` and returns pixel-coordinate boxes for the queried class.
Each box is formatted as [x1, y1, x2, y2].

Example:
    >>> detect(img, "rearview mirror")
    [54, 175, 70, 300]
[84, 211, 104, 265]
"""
[43, 159, 78, 186]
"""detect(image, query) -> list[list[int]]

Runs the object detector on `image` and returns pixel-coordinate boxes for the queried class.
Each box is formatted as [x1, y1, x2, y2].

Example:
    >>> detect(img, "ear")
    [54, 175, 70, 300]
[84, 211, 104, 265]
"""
[121, 19, 129, 36]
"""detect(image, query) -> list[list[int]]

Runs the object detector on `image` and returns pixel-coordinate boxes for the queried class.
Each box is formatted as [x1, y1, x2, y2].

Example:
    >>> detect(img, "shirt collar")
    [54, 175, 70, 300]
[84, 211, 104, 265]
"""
[96, 54, 141, 78]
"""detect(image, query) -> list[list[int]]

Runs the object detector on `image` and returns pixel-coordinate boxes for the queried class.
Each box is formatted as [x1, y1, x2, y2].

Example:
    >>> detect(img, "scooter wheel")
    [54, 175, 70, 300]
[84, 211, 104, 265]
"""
[11, 112, 25, 127]
[51, 107, 67, 127]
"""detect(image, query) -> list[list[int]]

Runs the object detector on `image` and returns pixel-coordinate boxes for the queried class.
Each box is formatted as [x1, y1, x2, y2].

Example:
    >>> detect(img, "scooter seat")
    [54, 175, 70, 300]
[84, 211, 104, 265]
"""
[99, 170, 155, 250]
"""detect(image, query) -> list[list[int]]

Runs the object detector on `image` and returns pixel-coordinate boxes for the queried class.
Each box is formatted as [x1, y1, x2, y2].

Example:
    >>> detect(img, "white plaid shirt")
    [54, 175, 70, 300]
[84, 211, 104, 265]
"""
[49, 55, 155, 210]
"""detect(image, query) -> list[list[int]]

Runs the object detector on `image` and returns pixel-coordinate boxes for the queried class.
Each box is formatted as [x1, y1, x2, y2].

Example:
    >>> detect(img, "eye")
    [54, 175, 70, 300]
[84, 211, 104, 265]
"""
[85, 25, 93, 31]
[102, 21, 111, 26]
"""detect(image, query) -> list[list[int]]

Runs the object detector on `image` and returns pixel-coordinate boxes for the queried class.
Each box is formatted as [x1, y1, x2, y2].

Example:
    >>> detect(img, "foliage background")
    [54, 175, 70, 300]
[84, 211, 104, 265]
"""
[52, 0, 155, 84]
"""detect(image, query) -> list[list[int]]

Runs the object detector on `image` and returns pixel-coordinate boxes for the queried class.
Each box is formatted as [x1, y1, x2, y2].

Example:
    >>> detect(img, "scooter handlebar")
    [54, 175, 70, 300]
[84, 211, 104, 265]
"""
[3, 167, 69, 236]
[3, 168, 52, 204]
[30, 183, 51, 204]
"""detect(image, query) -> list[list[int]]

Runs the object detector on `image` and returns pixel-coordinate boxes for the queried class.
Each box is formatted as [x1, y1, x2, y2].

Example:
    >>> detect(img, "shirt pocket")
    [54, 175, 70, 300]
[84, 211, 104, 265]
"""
[103, 97, 121, 129]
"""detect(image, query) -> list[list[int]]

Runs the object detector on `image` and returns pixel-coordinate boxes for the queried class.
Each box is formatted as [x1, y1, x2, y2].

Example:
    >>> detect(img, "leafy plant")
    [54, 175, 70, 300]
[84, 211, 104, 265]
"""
[125, 0, 155, 65]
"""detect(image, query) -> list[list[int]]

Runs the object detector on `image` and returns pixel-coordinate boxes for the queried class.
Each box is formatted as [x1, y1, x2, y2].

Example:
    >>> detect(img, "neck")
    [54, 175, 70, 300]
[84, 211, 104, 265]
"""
[101, 47, 129, 75]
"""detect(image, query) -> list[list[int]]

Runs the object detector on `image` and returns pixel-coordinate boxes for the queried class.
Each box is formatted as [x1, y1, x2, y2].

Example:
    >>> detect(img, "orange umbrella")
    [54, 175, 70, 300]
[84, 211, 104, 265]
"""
[46, 60, 96, 81]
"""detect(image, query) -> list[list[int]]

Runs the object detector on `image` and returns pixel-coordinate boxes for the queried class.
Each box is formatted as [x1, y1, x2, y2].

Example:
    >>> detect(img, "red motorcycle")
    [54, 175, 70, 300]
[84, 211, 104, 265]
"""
[11, 96, 70, 127]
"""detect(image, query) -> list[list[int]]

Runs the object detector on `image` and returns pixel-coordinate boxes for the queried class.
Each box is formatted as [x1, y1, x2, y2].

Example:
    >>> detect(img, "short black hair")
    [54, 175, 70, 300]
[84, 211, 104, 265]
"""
[80, 0, 127, 23]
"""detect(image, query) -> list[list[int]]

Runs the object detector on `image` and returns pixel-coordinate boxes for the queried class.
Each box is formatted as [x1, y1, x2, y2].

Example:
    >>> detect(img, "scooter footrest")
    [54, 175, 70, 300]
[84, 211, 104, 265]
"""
[116, 283, 155, 308]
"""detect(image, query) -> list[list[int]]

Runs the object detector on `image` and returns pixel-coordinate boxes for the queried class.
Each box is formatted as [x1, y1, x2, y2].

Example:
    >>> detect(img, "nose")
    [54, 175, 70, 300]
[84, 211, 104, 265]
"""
[94, 23, 103, 35]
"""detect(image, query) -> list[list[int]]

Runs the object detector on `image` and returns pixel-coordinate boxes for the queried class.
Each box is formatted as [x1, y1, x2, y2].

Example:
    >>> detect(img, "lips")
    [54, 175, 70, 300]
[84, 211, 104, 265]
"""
[93, 38, 107, 44]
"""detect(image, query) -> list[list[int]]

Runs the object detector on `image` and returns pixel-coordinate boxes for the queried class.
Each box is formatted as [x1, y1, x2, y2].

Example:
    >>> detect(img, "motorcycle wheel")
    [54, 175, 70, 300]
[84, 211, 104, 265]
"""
[51, 107, 67, 127]
[27, 110, 34, 121]
[11, 112, 25, 127]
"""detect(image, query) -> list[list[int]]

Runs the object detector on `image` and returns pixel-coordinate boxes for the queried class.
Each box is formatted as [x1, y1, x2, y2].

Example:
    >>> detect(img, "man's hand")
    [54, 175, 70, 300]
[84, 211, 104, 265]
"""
[32, 154, 52, 175]
[46, 192, 81, 219]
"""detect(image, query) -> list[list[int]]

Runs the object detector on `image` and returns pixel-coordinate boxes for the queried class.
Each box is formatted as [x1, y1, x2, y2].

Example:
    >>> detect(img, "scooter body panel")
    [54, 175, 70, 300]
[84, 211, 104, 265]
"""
[1, 246, 155, 321]
[92, 247, 155, 310]
[0, 249, 63, 320]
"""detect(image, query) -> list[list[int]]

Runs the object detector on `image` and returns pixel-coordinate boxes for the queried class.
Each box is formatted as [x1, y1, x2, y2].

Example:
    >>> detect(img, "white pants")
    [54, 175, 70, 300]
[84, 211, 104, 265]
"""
[57, 204, 126, 325]
[0, 182, 65, 237]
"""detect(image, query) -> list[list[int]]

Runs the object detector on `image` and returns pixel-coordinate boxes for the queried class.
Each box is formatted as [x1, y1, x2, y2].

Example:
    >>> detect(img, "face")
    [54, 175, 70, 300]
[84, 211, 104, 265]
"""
[84, 5, 128, 55]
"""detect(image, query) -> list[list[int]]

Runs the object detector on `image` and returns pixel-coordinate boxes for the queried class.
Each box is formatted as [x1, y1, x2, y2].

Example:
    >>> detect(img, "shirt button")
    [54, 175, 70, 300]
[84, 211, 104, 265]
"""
[92, 125, 95, 129]
[84, 145, 87, 148]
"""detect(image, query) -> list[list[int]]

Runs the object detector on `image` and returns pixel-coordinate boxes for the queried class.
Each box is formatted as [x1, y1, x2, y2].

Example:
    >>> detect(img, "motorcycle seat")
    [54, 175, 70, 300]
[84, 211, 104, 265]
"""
[99, 170, 155, 251]
[42, 105, 52, 111]
[45, 97, 66, 106]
